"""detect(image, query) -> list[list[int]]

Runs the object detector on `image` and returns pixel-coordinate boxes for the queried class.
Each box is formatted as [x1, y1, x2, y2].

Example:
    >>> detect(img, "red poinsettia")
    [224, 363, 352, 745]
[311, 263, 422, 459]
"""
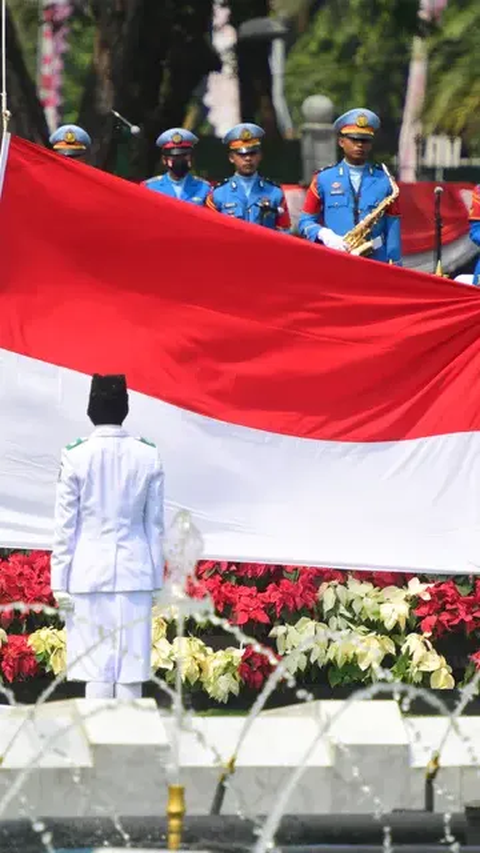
[0, 550, 55, 627]
[0, 634, 40, 682]
[264, 576, 318, 618]
[239, 646, 276, 689]
[470, 650, 480, 671]
[231, 586, 270, 626]
[414, 579, 480, 638]
[352, 570, 414, 588]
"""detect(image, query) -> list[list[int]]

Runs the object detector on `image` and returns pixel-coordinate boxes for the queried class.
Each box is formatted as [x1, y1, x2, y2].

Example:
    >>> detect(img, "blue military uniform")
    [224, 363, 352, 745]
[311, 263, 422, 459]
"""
[143, 172, 210, 205]
[142, 128, 209, 206]
[298, 109, 401, 264]
[49, 125, 92, 158]
[468, 185, 480, 285]
[206, 123, 291, 231]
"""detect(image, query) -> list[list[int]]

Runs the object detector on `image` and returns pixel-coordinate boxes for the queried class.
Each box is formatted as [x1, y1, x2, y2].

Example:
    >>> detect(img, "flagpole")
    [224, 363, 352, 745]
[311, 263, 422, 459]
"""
[0, 0, 11, 200]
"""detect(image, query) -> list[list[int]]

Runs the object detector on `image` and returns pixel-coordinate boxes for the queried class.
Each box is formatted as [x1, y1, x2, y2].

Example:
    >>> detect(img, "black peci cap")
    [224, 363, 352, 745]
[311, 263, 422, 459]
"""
[87, 374, 129, 425]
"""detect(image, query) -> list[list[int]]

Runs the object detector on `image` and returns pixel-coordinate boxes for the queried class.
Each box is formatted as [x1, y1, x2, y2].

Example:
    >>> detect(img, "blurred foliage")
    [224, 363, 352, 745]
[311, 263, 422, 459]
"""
[7, 0, 94, 124]
[7, 0, 38, 79]
[7, 0, 480, 165]
[284, 0, 420, 157]
[424, 0, 480, 155]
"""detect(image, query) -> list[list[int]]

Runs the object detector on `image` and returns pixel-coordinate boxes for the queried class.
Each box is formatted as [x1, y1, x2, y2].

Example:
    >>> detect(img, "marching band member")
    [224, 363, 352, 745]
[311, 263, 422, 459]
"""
[143, 128, 210, 205]
[49, 124, 92, 160]
[298, 108, 401, 264]
[468, 184, 480, 285]
[207, 122, 291, 231]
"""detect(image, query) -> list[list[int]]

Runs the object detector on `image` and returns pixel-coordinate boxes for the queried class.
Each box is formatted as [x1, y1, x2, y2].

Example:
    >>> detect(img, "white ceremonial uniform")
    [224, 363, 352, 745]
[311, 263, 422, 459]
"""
[51, 425, 164, 684]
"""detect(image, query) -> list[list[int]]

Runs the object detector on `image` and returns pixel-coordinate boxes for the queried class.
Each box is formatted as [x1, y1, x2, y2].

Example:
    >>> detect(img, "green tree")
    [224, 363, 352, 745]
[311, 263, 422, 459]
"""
[284, 0, 420, 158]
[6, 0, 220, 178]
[424, 0, 480, 154]
[5, 3, 49, 143]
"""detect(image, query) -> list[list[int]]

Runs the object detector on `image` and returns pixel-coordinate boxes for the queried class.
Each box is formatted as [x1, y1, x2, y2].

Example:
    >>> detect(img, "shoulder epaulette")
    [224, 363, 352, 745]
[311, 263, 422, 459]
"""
[261, 177, 281, 188]
[136, 436, 156, 448]
[311, 164, 336, 180]
[65, 437, 87, 451]
[144, 175, 164, 184]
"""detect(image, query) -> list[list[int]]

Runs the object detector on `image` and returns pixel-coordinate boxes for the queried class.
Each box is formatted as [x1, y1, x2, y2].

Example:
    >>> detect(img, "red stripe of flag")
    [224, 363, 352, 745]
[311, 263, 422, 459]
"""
[2, 136, 480, 443]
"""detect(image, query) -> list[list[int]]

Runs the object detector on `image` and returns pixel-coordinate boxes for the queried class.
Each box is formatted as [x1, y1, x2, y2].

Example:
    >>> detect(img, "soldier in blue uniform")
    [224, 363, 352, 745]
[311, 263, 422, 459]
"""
[49, 124, 92, 160]
[468, 185, 480, 285]
[142, 128, 209, 205]
[298, 109, 401, 264]
[206, 123, 291, 231]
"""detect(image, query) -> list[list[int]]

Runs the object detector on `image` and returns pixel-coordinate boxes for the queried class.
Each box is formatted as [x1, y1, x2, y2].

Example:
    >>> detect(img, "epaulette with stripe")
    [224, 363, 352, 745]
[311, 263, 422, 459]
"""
[260, 177, 281, 188]
[65, 437, 88, 451]
[143, 175, 164, 184]
[136, 436, 156, 448]
[314, 164, 336, 176]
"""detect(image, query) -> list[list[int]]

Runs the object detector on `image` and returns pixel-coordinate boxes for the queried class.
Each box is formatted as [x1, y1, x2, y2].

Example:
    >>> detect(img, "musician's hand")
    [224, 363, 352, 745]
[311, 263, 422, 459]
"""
[318, 227, 347, 252]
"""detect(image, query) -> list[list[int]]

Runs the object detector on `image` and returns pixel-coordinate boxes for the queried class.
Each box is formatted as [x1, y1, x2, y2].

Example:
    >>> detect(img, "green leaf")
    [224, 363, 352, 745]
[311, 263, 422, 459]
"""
[328, 666, 343, 687]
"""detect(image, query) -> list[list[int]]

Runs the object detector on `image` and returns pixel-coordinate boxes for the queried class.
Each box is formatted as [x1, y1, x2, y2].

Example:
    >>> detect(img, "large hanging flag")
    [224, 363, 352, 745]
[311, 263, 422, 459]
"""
[1, 136, 480, 573]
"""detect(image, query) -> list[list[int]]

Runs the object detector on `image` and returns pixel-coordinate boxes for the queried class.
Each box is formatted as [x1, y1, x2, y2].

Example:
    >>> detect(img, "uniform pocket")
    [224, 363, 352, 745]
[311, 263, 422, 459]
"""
[326, 195, 349, 209]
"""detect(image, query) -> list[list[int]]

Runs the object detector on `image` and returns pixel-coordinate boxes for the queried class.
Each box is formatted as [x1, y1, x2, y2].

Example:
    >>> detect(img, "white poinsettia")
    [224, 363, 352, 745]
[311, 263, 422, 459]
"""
[322, 585, 336, 613]
[171, 636, 212, 685]
[327, 633, 359, 668]
[201, 648, 242, 702]
[270, 617, 329, 670]
[400, 633, 454, 689]
[378, 587, 410, 631]
[28, 627, 67, 675]
[355, 634, 396, 672]
[151, 636, 175, 672]
[406, 577, 433, 599]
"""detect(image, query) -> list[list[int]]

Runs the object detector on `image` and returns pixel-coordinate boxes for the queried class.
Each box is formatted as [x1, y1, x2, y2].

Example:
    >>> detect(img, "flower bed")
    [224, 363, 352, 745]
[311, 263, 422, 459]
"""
[1, 551, 480, 704]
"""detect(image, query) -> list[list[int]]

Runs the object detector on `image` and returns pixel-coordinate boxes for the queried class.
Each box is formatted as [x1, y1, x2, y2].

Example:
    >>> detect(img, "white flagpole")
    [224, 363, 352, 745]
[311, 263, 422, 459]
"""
[0, 130, 11, 200]
[0, 0, 11, 200]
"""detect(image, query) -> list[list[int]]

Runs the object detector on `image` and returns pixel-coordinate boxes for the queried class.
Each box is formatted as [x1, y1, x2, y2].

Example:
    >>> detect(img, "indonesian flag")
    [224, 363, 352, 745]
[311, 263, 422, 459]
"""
[1, 136, 480, 573]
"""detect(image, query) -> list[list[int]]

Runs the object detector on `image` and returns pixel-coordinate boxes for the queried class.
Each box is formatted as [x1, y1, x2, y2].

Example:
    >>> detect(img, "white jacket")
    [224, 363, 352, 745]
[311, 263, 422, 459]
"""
[51, 425, 164, 594]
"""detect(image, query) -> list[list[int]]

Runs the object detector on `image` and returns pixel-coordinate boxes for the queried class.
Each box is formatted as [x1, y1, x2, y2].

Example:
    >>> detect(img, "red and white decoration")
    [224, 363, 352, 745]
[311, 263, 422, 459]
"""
[1, 137, 480, 574]
[37, 0, 74, 134]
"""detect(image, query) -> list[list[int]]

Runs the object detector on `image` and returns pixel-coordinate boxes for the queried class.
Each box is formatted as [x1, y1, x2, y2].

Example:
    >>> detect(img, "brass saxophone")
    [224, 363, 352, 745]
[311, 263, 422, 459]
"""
[343, 164, 400, 257]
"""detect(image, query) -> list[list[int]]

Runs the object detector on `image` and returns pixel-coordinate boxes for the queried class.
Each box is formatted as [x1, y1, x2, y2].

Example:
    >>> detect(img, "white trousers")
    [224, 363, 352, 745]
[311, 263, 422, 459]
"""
[66, 591, 152, 683]
[85, 681, 143, 700]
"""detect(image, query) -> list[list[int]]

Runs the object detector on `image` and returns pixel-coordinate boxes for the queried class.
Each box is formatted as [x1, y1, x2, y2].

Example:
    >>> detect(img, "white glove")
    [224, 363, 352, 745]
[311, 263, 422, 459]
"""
[52, 590, 74, 614]
[318, 227, 347, 252]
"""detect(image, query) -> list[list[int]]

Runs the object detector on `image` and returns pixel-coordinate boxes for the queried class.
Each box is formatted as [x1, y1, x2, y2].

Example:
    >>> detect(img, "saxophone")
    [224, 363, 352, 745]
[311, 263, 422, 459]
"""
[343, 164, 400, 257]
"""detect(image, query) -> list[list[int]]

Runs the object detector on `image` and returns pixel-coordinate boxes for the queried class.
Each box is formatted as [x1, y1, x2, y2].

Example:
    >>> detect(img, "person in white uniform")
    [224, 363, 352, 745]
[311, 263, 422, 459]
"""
[50, 374, 164, 701]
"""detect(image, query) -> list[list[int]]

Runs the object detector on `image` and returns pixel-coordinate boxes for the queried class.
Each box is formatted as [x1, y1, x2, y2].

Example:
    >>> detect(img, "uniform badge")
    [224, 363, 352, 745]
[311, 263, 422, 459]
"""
[356, 114, 368, 128]
[172, 132, 183, 144]
[240, 128, 252, 140]
[330, 181, 344, 195]
[224, 202, 236, 208]
[65, 130, 76, 143]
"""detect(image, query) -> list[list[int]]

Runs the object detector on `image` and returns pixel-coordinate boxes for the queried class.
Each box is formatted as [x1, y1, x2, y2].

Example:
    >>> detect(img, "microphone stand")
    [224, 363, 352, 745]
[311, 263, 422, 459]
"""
[434, 186, 444, 275]
[110, 110, 141, 179]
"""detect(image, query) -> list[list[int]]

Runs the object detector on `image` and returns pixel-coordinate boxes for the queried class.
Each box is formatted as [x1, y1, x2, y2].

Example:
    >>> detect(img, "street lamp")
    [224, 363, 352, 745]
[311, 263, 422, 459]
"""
[237, 16, 293, 137]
